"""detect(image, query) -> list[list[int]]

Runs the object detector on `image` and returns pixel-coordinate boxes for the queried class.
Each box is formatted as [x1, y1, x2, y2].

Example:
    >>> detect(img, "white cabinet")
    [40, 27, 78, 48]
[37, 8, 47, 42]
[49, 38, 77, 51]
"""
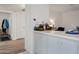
[59, 38, 77, 54]
[47, 36, 60, 54]
[34, 33, 48, 54]
[34, 32, 78, 54]
[48, 36, 77, 54]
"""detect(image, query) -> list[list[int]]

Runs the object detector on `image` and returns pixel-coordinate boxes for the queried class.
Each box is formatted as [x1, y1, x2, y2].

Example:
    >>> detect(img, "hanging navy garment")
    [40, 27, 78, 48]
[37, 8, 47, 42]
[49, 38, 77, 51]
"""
[2, 19, 9, 29]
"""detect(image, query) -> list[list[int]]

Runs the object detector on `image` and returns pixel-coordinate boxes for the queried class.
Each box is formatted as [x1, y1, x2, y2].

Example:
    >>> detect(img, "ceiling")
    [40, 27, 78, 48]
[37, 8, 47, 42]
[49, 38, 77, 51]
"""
[0, 4, 26, 12]
[50, 4, 79, 12]
[0, 4, 79, 12]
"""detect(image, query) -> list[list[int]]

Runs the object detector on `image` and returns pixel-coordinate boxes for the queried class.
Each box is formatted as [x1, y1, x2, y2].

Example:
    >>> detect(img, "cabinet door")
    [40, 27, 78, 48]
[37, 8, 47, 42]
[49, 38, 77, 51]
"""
[34, 33, 48, 54]
[48, 36, 77, 54]
[57, 37, 77, 54]
[76, 42, 79, 54]
[48, 36, 60, 54]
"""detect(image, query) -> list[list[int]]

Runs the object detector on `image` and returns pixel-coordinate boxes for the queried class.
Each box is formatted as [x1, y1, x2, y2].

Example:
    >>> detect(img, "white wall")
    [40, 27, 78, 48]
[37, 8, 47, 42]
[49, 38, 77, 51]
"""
[49, 7, 63, 27]
[62, 10, 79, 31]
[25, 4, 49, 53]
[31, 4, 49, 28]
[11, 11, 26, 40]
[0, 7, 26, 40]
[0, 12, 12, 36]
[49, 12, 63, 27]
[25, 5, 34, 53]
[50, 7, 79, 30]
[0, 5, 26, 41]
[0, 13, 11, 29]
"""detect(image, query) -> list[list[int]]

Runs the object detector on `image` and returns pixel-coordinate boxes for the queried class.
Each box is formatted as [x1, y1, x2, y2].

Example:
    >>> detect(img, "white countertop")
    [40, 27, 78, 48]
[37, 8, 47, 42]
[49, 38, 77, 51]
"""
[34, 31, 79, 41]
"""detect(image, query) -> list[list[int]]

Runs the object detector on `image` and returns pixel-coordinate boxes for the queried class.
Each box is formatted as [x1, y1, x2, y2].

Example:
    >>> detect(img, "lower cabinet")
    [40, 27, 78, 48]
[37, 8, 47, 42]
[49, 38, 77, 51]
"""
[47, 36, 60, 54]
[48, 36, 77, 54]
[34, 33, 48, 54]
[34, 32, 78, 54]
[58, 38, 77, 54]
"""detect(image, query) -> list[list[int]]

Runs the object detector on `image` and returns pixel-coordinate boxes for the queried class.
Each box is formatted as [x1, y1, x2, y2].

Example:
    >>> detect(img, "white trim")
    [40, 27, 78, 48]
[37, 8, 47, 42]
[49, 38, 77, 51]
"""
[0, 10, 13, 14]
